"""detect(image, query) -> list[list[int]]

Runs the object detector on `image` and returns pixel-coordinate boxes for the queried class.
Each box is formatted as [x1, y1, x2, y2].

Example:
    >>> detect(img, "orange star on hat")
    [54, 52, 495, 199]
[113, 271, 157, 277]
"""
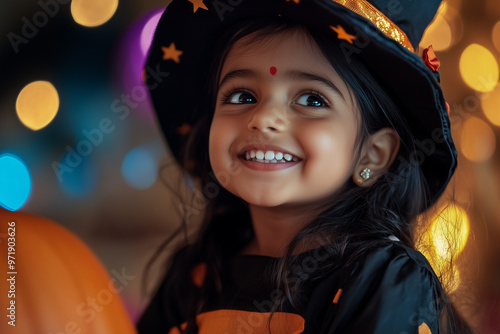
[161, 42, 183, 63]
[188, 0, 208, 13]
[330, 25, 356, 44]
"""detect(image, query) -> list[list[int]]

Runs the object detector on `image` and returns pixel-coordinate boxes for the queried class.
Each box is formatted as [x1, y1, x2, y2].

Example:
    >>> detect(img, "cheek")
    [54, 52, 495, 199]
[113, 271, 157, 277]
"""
[208, 117, 244, 192]
[300, 121, 357, 174]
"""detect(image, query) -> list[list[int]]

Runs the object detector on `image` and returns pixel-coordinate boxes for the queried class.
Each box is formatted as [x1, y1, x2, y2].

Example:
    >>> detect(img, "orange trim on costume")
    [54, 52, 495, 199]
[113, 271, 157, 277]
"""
[190, 263, 207, 287]
[332, 288, 343, 304]
[419, 322, 432, 334]
[169, 309, 305, 334]
[331, 0, 414, 52]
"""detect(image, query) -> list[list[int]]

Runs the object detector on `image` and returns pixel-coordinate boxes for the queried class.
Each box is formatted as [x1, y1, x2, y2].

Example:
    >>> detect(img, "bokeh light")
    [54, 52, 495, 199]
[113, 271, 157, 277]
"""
[429, 204, 469, 294]
[431, 204, 470, 260]
[121, 144, 160, 190]
[420, 12, 452, 51]
[16, 81, 59, 131]
[481, 84, 500, 126]
[0, 153, 31, 211]
[459, 44, 499, 92]
[438, 1, 448, 14]
[420, 0, 464, 51]
[113, 8, 165, 120]
[493, 21, 500, 54]
[71, 0, 119, 27]
[140, 10, 163, 56]
[416, 203, 468, 294]
[460, 116, 497, 162]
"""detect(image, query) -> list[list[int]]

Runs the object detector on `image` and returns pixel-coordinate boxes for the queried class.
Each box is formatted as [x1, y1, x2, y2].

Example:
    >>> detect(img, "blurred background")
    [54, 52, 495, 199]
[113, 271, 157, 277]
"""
[0, 0, 499, 332]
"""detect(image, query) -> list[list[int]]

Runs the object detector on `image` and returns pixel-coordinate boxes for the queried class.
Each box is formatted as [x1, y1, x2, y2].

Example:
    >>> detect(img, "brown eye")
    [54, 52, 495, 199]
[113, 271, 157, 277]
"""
[295, 92, 329, 107]
[224, 90, 257, 104]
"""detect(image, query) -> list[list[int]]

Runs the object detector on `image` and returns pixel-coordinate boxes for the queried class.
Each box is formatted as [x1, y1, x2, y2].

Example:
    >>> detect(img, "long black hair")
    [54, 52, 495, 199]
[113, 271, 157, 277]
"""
[148, 17, 471, 334]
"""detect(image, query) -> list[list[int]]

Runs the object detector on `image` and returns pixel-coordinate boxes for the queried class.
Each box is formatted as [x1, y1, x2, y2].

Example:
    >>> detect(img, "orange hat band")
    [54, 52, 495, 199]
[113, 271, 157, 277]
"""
[332, 0, 415, 52]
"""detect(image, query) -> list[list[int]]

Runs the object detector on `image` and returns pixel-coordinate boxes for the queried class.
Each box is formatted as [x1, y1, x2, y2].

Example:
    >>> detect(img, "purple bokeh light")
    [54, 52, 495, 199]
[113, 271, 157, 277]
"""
[113, 8, 165, 121]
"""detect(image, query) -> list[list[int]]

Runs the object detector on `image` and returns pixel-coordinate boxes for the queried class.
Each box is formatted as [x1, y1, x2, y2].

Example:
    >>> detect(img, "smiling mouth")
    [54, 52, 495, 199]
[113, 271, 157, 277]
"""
[240, 149, 300, 164]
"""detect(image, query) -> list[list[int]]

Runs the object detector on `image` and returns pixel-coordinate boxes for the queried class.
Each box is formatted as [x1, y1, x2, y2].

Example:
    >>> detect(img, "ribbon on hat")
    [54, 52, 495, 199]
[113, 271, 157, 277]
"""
[423, 45, 441, 82]
[423, 45, 450, 114]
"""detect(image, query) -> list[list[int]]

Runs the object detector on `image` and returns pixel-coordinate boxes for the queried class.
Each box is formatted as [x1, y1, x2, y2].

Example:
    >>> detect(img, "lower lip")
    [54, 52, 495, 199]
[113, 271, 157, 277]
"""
[238, 156, 300, 171]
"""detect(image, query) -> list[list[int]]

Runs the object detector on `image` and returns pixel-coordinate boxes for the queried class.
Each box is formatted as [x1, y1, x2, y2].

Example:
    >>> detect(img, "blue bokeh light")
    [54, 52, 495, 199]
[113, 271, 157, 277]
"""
[121, 145, 159, 190]
[0, 153, 32, 211]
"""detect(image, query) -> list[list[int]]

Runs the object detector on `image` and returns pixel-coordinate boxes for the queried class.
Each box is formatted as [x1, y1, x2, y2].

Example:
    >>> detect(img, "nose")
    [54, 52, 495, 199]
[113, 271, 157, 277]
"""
[247, 104, 287, 133]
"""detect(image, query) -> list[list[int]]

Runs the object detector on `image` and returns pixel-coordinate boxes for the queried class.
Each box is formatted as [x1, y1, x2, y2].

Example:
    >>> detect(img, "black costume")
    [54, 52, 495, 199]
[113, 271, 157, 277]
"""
[138, 241, 441, 333]
[139, 0, 458, 333]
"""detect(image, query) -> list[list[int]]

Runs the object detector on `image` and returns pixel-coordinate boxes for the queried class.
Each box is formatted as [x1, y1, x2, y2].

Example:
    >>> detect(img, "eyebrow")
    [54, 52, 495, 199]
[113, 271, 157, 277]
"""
[218, 68, 345, 100]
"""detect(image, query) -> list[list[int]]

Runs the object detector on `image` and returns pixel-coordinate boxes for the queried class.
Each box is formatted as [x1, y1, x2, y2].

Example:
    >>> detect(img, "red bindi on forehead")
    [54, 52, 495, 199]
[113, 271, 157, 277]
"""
[270, 66, 277, 76]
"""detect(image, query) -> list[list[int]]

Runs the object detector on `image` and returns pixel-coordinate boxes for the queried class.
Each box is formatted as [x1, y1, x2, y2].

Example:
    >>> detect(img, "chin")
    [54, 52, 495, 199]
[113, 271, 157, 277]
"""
[236, 191, 286, 208]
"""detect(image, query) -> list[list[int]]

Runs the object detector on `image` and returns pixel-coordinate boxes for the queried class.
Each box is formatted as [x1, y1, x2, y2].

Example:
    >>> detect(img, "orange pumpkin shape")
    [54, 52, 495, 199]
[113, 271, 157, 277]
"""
[0, 208, 137, 334]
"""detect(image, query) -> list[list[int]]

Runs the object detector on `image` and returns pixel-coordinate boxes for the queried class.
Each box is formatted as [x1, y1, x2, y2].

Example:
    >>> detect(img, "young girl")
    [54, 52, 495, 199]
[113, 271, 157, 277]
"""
[138, 0, 471, 333]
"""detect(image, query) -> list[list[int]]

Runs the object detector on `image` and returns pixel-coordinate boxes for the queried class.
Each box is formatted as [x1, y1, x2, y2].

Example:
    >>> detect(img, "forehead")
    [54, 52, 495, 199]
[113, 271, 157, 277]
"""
[221, 28, 332, 74]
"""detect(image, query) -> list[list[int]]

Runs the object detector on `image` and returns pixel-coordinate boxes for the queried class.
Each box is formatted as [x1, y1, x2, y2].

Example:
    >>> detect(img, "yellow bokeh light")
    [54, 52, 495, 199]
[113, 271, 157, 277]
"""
[71, 0, 119, 27]
[439, 1, 448, 14]
[420, 13, 452, 51]
[493, 21, 500, 54]
[460, 116, 496, 162]
[481, 84, 500, 126]
[431, 204, 470, 261]
[459, 44, 499, 92]
[417, 204, 468, 294]
[16, 81, 59, 131]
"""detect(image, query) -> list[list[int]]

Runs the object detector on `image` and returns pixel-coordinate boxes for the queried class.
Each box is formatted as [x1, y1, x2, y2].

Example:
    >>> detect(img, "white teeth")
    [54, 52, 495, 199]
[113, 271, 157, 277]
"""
[264, 151, 275, 160]
[244, 149, 298, 163]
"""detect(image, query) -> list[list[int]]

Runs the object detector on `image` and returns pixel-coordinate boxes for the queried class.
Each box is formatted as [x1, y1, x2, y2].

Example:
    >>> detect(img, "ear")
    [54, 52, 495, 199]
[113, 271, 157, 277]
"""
[352, 127, 400, 187]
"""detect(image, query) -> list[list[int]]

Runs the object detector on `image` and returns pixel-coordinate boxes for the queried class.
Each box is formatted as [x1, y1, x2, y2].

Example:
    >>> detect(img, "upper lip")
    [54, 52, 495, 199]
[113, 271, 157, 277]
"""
[237, 144, 302, 160]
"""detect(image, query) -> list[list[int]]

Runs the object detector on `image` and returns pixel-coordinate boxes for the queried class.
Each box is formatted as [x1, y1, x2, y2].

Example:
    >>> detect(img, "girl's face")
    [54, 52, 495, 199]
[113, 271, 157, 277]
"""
[209, 29, 361, 208]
